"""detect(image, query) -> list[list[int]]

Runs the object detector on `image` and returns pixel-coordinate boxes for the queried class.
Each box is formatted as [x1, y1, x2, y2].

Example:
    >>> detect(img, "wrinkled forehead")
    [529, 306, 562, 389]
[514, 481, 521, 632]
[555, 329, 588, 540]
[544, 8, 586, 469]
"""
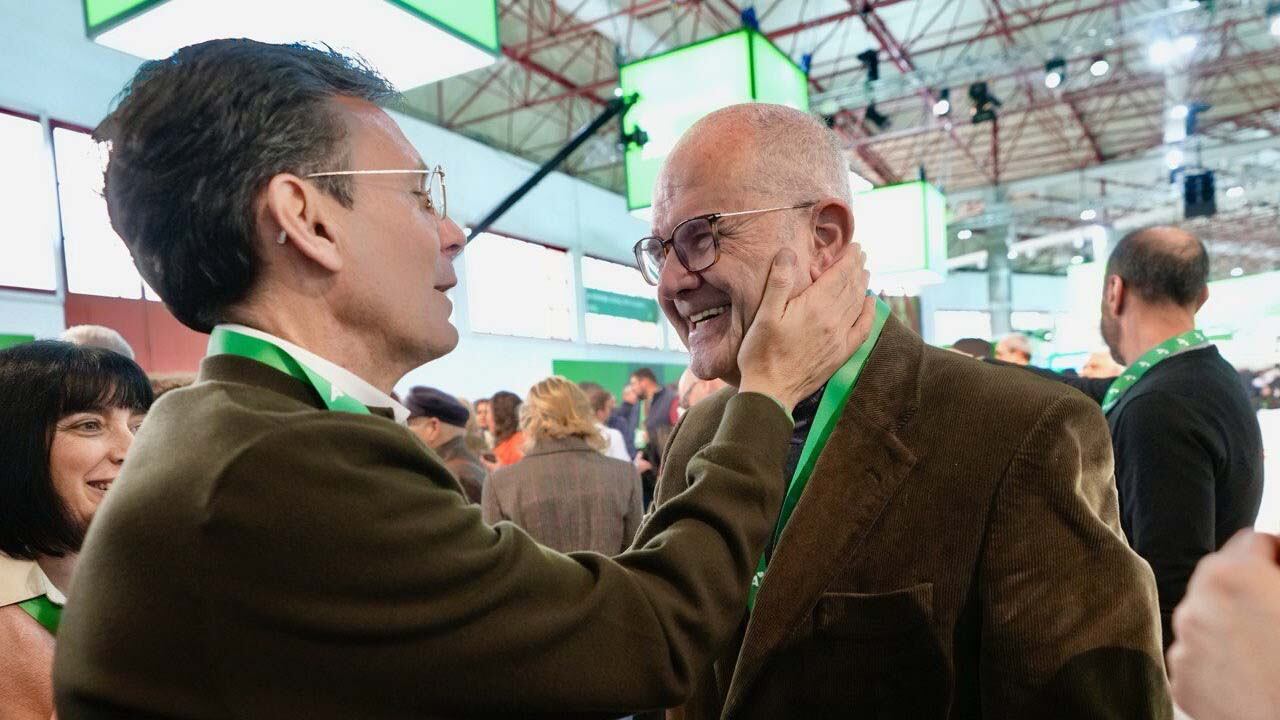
[652, 141, 764, 235]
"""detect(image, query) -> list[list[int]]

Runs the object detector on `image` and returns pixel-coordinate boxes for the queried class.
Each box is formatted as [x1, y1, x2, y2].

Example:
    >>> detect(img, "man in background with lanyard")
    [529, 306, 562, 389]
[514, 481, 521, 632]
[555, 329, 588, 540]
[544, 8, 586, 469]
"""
[1025, 227, 1264, 651]
[643, 103, 1169, 719]
[52, 40, 881, 718]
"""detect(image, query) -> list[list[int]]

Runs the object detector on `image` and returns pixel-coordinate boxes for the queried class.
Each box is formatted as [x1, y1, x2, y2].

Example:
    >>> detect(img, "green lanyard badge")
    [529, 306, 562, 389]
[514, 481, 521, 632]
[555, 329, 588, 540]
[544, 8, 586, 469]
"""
[1101, 329, 1208, 415]
[747, 299, 892, 611]
[17, 595, 62, 635]
[206, 328, 372, 416]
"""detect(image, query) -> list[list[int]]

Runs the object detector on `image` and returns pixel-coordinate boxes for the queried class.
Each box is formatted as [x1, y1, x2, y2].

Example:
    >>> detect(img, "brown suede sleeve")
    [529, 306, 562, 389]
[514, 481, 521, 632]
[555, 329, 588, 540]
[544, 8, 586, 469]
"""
[195, 392, 790, 717]
[978, 391, 1173, 719]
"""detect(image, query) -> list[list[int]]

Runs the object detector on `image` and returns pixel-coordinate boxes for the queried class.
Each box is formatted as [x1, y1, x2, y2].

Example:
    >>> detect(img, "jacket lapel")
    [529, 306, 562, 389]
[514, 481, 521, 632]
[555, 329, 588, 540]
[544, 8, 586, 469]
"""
[722, 316, 923, 718]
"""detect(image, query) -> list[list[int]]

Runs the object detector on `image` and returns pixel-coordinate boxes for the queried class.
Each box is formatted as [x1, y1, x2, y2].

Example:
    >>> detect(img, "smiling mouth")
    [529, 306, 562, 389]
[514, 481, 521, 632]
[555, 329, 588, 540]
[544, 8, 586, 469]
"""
[86, 480, 112, 493]
[688, 305, 730, 328]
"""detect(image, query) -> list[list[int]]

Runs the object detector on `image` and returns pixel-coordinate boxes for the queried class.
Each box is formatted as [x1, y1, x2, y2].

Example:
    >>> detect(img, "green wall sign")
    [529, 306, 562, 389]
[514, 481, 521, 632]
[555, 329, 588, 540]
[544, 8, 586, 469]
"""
[585, 288, 659, 323]
[553, 360, 687, 400]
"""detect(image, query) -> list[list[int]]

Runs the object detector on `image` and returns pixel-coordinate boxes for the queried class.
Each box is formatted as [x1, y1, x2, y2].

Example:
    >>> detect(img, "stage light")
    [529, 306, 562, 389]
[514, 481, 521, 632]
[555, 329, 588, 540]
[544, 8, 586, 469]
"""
[932, 88, 951, 116]
[1080, 208, 1097, 221]
[1231, 267, 1245, 277]
[1166, 147, 1185, 169]
[865, 103, 890, 130]
[1226, 185, 1245, 198]
[858, 48, 880, 83]
[968, 82, 1001, 124]
[957, 229, 973, 240]
[1090, 56, 1110, 76]
[1044, 58, 1066, 89]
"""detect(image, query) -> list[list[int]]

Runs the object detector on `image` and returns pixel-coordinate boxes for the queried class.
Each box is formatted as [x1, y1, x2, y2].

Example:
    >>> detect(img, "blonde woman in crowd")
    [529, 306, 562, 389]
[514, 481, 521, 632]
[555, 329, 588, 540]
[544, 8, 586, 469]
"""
[482, 377, 642, 555]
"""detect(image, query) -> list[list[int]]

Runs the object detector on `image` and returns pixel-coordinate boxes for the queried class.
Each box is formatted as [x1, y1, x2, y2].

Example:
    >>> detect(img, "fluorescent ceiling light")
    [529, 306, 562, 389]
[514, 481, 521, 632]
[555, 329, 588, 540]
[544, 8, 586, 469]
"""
[1090, 57, 1110, 77]
[90, 0, 498, 91]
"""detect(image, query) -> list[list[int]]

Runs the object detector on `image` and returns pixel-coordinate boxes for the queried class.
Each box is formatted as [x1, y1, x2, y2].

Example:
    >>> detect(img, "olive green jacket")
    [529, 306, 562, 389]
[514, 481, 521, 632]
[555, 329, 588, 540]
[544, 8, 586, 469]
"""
[54, 354, 791, 719]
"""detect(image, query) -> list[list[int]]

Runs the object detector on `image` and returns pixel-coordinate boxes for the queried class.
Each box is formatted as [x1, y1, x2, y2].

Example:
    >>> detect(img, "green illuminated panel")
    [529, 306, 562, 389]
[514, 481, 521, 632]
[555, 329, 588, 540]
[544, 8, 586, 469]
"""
[850, 181, 948, 278]
[84, 0, 155, 32]
[397, 0, 499, 53]
[621, 30, 755, 212]
[0, 334, 35, 350]
[85, 0, 499, 53]
[750, 31, 809, 112]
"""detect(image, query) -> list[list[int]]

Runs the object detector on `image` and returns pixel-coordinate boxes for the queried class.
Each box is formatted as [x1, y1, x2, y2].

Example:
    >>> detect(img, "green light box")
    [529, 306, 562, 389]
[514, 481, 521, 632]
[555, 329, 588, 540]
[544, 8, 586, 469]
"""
[848, 180, 948, 291]
[83, 0, 499, 90]
[620, 27, 809, 215]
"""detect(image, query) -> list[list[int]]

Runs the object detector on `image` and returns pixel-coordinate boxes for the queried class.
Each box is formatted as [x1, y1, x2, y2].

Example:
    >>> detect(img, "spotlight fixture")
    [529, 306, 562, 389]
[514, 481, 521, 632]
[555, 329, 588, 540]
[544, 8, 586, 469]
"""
[1270, 2, 1280, 36]
[932, 88, 951, 117]
[968, 82, 1001, 124]
[1226, 185, 1245, 198]
[1231, 267, 1245, 277]
[1090, 56, 1110, 76]
[1044, 58, 1066, 89]
[957, 229, 973, 240]
[857, 48, 880, 83]
[1080, 208, 1097, 221]
[864, 103, 890, 130]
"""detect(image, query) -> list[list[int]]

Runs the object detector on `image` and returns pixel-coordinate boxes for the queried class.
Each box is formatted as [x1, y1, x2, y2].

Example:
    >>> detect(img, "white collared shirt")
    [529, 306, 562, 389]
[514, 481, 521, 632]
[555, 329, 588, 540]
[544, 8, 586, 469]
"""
[0, 555, 66, 607]
[216, 324, 410, 425]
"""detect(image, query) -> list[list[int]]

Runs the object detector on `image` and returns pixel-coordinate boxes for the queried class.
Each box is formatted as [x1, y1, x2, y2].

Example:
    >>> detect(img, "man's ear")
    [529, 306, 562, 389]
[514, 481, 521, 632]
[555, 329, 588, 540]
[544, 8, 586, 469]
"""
[261, 173, 344, 273]
[1194, 284, 1209, 311]
[809, 198, 853, 282]
[1105, 274, 1126, 316]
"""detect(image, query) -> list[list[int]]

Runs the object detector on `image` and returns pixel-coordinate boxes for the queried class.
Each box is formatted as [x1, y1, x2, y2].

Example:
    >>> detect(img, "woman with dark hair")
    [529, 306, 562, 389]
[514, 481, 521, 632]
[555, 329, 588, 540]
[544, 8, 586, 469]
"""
[488, 391, 525, 467]
[0, 340, 152, 718]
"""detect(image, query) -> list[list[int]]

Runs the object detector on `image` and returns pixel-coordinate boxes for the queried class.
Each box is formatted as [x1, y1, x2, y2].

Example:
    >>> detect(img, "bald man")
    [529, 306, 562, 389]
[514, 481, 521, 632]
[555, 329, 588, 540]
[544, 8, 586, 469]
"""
[1026, 227, 1263, 650]
[677, 367, 726, 414]
[644, 104, 1170, 719]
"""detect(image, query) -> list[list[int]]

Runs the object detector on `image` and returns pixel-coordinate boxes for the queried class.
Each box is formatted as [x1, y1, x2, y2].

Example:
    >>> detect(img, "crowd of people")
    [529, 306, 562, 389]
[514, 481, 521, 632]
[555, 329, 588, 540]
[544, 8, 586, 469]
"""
[0, 38, 1276, 720]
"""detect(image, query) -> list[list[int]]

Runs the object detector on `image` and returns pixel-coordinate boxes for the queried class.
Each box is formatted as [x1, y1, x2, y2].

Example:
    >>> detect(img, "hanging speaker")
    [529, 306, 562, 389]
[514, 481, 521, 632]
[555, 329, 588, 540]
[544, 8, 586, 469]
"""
[1184, 171, 1216, 219]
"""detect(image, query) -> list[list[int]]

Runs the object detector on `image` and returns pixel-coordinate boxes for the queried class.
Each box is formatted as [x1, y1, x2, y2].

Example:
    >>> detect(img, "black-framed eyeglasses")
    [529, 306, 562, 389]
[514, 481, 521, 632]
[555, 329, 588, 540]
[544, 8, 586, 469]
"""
[305, 166, 447, 220]
[633, 202, 815, 285]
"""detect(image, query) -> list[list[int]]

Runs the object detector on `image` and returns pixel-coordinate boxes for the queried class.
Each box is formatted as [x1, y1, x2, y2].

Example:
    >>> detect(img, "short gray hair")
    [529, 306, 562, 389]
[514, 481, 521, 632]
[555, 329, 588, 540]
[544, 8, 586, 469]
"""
[61, 325, 135, 360]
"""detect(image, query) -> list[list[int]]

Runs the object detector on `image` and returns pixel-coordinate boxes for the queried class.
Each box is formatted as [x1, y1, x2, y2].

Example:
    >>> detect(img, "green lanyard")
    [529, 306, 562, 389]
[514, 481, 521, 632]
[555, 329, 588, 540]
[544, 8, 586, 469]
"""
[206, 328, 372, 416]
[17, 595, 62, 635]
[1101, 329, 1209, 415]
[747, 299, 892, 611]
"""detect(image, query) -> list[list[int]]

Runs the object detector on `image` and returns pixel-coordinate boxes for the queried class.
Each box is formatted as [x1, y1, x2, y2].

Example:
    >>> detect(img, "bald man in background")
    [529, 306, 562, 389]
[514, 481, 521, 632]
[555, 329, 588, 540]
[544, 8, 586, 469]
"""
[1021, 227, 1263, 650]
[645, 103, 1169, 719]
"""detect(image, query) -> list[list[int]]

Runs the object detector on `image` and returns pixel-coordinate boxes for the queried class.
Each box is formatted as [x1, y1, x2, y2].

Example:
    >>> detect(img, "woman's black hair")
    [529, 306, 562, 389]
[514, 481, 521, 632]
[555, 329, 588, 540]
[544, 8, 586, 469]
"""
[0, 340, 153, 559]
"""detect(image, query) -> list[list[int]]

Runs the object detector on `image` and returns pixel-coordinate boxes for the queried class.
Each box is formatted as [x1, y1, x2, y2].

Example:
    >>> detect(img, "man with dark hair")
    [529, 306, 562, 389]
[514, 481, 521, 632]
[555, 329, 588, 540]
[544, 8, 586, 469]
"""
[627, 368, 677, 507]
[53, 39, 877, 718]
[951, 336, 993, 359]
[1023, 226, 1263, 649]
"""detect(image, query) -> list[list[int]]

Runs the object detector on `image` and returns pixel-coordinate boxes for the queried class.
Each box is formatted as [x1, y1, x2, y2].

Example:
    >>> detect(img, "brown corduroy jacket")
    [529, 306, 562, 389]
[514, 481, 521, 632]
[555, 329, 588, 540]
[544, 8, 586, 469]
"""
[53, 353, 792, 719]
[653, 316, 1173, 720]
